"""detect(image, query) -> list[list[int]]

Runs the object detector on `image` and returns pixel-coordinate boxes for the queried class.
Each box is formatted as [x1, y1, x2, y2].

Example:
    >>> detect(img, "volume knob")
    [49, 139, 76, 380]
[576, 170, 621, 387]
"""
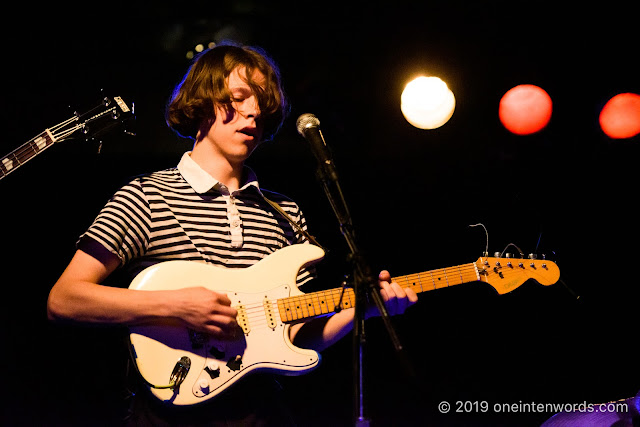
[198, 379, 210, 392]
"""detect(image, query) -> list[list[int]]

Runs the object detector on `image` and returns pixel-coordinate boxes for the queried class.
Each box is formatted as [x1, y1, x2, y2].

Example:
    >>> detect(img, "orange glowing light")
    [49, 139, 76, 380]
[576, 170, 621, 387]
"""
[499, 85, 552, 135]
[599, 93, 640, 139]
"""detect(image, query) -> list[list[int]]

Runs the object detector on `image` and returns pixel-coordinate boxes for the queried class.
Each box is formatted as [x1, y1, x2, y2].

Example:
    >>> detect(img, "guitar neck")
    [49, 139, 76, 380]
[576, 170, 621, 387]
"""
[277, 262, 479, 323]
[0, 129, 58, 179]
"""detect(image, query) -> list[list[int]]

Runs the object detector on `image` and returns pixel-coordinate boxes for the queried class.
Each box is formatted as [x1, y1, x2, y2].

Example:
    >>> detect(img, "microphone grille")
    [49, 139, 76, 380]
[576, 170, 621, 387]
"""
[296, 113, 320, 135]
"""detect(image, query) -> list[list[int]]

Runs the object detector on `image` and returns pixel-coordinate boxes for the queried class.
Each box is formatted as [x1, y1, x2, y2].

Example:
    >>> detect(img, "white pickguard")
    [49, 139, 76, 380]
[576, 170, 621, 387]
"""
[128, 244, 325, 406]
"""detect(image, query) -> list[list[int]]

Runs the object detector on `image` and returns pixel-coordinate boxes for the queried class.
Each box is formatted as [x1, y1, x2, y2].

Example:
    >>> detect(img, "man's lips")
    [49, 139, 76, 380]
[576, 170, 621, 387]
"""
[237, 127, 258, 138]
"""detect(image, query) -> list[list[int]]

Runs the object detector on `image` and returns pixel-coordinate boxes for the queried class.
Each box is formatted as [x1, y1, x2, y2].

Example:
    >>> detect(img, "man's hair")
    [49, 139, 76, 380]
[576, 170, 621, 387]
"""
[166, 43, 289, 142]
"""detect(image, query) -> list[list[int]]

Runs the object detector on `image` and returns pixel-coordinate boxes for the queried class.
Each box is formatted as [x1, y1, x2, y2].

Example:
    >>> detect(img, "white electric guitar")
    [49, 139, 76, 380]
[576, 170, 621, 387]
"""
[128, 244, 560, 406]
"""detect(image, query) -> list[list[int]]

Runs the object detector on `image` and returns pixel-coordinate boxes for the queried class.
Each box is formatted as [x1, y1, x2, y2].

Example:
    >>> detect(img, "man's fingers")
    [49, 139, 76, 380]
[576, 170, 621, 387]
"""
[378, 270, 392, 283]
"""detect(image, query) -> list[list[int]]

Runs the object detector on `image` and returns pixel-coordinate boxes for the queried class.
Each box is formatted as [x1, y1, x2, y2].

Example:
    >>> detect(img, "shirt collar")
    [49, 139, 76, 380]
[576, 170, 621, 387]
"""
[177, 152, 261, 195]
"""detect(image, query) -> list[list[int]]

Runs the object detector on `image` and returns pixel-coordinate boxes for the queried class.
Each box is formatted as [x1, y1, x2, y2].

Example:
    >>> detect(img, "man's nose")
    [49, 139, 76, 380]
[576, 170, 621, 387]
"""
[243, 96, 260, 118]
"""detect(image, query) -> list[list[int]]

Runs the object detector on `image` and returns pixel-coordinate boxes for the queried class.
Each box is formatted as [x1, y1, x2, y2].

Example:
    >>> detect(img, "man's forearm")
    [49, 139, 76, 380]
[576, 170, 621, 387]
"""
[289, 308, 355, 352]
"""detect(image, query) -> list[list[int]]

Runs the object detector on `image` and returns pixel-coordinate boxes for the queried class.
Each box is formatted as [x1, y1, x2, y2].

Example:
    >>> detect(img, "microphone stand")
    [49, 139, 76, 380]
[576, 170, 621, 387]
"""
[312, 152, 405, 426]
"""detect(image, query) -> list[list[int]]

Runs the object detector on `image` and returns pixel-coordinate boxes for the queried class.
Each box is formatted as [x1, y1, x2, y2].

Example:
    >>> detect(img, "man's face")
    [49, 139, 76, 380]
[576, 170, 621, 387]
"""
[204, 66, 265, 164]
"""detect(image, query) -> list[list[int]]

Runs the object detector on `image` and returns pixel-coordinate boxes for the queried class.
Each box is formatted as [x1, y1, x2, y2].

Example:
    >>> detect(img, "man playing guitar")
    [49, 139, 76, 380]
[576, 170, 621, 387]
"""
[47, 42, 417, 425]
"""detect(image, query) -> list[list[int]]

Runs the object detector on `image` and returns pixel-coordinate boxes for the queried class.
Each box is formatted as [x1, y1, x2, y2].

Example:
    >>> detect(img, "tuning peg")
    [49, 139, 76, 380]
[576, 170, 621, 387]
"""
[528, 253, 537, 260]
[494, 252, 501, 258]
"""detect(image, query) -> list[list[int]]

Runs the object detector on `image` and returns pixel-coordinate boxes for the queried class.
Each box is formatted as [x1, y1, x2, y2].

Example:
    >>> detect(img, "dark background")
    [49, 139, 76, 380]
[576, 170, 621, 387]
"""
[2, 1, 638, 425]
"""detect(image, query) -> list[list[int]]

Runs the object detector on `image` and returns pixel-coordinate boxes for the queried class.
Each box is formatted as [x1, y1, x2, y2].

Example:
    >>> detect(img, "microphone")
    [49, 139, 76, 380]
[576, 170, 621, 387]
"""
[296, 114, 337, 180]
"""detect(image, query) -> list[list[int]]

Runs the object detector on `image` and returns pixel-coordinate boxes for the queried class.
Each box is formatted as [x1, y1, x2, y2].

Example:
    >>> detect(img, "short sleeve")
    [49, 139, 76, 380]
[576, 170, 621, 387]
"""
[78, 179, 151, 265]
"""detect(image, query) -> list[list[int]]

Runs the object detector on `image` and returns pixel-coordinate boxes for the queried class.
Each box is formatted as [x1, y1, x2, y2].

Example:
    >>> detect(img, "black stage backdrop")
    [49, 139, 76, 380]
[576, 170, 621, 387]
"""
[2, 2, 638, 425]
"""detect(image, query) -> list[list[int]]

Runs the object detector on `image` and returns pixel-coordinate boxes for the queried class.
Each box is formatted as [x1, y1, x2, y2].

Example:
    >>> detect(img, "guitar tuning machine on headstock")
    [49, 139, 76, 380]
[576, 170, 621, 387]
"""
[502, 254, 515, 268]
[525, 253, 548, 268]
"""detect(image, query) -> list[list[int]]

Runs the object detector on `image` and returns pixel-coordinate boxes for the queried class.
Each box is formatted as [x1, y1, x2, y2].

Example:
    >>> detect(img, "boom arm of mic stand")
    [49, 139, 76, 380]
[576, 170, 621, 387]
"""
[314, 161, 407, 425]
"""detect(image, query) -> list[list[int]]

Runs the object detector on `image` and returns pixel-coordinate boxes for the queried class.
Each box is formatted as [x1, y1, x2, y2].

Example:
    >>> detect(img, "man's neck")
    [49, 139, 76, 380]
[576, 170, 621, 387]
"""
[190, 143, 244, 192]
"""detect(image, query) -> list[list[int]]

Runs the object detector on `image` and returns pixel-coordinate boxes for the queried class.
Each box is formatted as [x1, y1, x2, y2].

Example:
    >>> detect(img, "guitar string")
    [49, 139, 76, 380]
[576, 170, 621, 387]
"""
[189, 266, 559, 357]
[394, 261, 551, 286]
[1, 103, 121, 168]
[238, 295, 345, 324]
[2, 131, 51, 166]
[190, 260, 556, 336]
[234, 260, 553, 323]
[234, 284, 361, 315]
[243, 268, 477, 325]
[2, 117, 82, 167]
[234, 268, 479, 327]
[232, 263, 486, 316]
[237, 265, 471, 322]
[211, 258, 546, 318]
[1, 113, 118, 177]
[239, 263, 543, 323]
[240, 303, 332, 329]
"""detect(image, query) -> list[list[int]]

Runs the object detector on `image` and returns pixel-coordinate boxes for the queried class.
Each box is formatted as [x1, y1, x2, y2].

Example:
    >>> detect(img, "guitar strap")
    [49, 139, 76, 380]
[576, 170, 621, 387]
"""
[261, 194, 325, 251]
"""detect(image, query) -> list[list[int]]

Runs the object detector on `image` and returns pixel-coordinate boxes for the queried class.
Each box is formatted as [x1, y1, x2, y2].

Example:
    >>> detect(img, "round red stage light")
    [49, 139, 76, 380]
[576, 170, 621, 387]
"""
[499, 85, 553, 135]
[599, 93, 640, 139]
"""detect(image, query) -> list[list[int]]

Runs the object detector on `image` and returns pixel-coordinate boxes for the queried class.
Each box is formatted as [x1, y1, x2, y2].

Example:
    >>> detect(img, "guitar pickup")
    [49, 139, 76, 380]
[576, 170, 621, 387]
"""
[263, 299, 277, 330]
[236, 305, 250, 335]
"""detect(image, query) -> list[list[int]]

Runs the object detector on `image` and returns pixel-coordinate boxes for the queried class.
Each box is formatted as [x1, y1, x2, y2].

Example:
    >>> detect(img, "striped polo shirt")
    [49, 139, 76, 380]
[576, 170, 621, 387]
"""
[78, 152, 316, 285]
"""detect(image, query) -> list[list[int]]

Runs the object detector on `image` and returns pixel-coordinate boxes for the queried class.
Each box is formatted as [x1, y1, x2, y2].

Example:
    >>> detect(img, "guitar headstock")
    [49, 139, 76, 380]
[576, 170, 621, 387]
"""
[75, 96, 134, 140]
[475, 256, 560, 294]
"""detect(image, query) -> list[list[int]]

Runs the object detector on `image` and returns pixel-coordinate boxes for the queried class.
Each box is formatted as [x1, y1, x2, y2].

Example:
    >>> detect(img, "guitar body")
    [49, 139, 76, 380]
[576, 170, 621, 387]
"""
[128, 244, 325, 406]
